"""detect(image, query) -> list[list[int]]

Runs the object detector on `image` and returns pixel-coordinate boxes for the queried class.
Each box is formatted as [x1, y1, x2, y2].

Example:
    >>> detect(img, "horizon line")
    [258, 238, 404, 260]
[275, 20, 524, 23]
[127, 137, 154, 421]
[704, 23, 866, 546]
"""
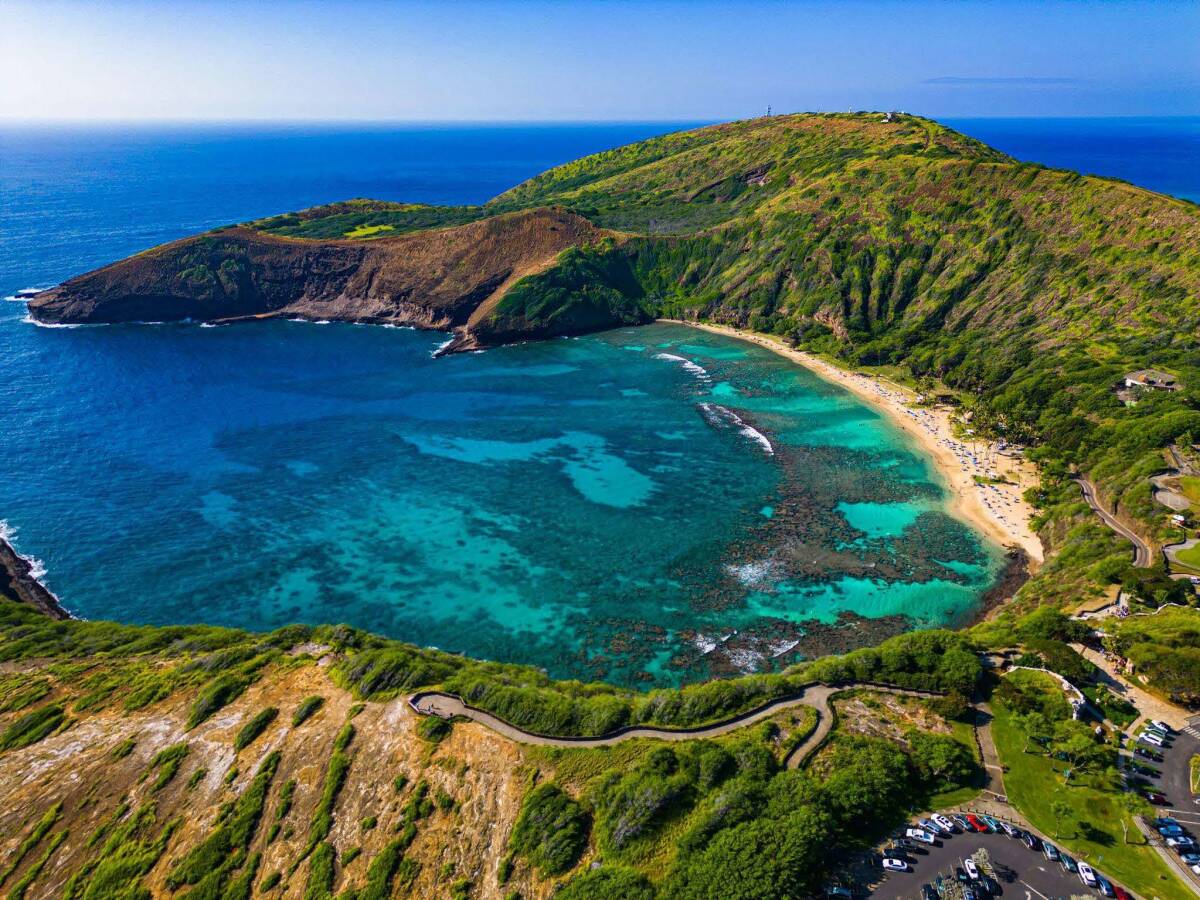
[2, 113, 1199, 127]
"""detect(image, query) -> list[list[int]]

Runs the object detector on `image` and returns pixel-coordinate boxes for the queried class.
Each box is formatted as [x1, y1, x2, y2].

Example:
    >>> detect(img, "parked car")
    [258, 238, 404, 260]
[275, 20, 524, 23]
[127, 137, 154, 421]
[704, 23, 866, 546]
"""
[1077, 862, 1099, 887]
[952, 814, 974, 831]
[1097, 876, 1115, 897]
[1179, 852, 1200, 865]
[933, 814, 959, 834]
[1150, 719, 1175, 734]
[1141, 732, 1165, 748]
[1135, 746, 1164, 762]
[920, 818, 947, 836]
[921, 886, 937, 900]
[965, 814, 989, 833]
[980, 815, 1001, 832]
[999, 821, 1019, 838]
[882, 857, 908, 872]
[1144, 790, 1170, 805]
[1154, 816, 1179, 826]
[1021, 831, 1040, 850]
[1060, 854, 1078, 873]
[1158, 824, 1185, 836]
[1042, 841, 1060, 861]
[1113, 886, 1132, 900]
[1166, 836, 1196, 850]
[825, 887, 854, 899]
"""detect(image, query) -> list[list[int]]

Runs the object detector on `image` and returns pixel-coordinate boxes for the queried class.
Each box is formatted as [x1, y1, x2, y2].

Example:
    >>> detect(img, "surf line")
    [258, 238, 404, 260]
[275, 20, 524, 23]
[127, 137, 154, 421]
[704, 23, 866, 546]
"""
[697, 402, 774, 455]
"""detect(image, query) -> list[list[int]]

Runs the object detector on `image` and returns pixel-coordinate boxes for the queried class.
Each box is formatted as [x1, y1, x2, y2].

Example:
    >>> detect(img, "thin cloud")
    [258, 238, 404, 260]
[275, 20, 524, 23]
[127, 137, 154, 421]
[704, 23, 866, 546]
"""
[924, 76, 1080, 85]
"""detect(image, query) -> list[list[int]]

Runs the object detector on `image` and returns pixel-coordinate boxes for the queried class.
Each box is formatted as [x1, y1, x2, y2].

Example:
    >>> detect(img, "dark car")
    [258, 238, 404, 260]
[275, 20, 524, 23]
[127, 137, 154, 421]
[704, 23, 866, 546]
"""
[1134, 746, 1163, 763]
[922, 886, 938, 900]
[1143, 790, 1170, 805]
[1021, 832, 1040, 850]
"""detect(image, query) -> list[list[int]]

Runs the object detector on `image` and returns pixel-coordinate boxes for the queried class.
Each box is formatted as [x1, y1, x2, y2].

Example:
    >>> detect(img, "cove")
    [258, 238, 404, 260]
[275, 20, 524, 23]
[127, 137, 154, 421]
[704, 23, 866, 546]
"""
[0, 311, 1001, 686]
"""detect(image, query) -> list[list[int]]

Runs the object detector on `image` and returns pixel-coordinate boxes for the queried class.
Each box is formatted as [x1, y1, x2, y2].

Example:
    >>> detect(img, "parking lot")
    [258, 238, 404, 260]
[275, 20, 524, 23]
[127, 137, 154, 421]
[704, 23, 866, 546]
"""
[867, 817, 1120, 900]
[1129, 720, 1200, 890]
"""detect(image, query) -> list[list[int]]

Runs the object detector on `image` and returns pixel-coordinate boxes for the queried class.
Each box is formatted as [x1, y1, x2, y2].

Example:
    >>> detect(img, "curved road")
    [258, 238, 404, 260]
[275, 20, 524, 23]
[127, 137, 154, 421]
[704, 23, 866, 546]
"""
[410, 683, 944, 769]
[1076, 477, 1153, 567]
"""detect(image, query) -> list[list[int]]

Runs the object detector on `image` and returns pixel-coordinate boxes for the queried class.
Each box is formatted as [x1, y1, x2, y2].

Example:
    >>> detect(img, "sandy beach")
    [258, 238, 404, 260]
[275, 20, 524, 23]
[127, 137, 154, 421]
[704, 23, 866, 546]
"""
[672, 321, 1045, 566]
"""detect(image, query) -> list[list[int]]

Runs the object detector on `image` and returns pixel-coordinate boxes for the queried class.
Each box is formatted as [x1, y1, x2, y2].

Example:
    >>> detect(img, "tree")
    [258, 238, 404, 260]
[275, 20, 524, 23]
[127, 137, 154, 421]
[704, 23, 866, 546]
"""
[1117, 791, 1153, 845]
[1049, 796, 1072, 837]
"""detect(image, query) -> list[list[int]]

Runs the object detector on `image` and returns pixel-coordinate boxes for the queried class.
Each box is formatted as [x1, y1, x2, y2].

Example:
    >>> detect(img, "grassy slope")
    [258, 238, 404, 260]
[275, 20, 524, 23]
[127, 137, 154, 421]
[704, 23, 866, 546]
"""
[991, 670, 1190, 900]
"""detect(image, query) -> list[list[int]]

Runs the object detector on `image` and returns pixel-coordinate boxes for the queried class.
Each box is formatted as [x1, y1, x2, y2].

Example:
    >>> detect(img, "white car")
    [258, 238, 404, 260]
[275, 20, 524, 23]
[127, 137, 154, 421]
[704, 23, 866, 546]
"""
[1150, 719, 1175, 734]
[933, 813, 959, 834]
[1141, 732, 1165, 748]
[882, 858, 908, 872]
[963, 858, 980, 880]
[1166, 836, 1197, 850]
[906, 828, 937, 845]
[1078, 862, 1099, 887]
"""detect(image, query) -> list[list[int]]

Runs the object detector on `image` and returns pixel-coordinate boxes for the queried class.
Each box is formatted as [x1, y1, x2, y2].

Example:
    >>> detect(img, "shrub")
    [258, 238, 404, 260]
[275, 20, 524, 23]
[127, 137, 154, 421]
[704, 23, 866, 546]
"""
[234, 707, 279, 751]
[292, 696, 324, 727]
[555, 866, 656, 900]
[0, 703, 65, 751]
[509, 783, 589, 875]
[186, 675, 249, 730]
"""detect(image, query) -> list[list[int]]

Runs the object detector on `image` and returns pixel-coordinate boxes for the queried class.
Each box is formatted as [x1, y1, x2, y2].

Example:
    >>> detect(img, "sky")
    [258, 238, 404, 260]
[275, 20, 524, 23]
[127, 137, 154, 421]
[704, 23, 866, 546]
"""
[2, 0, 1197, 121]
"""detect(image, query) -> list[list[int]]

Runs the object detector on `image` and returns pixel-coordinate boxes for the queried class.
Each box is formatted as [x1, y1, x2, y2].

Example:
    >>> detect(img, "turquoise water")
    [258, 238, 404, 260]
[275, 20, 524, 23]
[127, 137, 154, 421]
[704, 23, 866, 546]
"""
[28, 120, 1198, 684]
[0, 310, 1000, 685]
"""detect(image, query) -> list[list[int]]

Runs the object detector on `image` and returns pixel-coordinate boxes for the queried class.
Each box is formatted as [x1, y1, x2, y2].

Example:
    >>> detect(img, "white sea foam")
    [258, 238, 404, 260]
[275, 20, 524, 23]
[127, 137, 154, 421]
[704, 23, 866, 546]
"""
[727, 647, 765, 673]
[22, 313, 81, 329]
[432, 338, 454, 357]
[0, 520, 56, 598]
[767, 638, 800, 658]
[697, 403, 774, 454]
[726, 559, 774, 586]
[654, 352, 711, 381]
[199, 322, 221, 328]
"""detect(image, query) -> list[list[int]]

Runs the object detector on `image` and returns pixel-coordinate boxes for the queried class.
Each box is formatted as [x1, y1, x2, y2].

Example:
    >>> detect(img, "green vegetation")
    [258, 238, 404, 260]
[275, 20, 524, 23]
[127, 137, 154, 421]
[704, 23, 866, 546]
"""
[508, 782, 589, 875]
[7, 827, 68, 900]
[253, 200, 484, 239]
[991, 670, 1190, 900]
[292, 695, 324, 727]
[416, 714, 451, 743]
[146, 741, 189, 792]
[0, 801, 62, 886]
[62, 801, 180, 899]
[1107, 606, 1200, 704]
[297, 722, 355, 865]
[166, 750, 282, 893]
[234, 706, 279, 751]
[0, 703, 65, 751]
[111, 736, 136, 759]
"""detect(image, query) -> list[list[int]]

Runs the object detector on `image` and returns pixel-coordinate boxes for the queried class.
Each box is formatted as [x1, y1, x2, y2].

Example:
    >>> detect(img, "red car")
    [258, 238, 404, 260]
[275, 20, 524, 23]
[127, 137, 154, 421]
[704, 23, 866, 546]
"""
[1113, 886, 1132, 900]
[1143, 791, 1169, 805]
[965, 814, 989, 833]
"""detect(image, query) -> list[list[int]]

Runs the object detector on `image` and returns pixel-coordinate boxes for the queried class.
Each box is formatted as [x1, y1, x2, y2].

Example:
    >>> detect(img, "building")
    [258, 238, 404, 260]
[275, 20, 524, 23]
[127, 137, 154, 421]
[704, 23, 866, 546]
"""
[1124, 369, 1179, 391]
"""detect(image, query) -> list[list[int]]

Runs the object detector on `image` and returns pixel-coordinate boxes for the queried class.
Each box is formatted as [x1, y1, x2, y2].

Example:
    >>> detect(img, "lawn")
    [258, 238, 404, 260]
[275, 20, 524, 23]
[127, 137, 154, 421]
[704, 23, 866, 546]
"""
[1179, 476, 1200, 507]
[993, 671, 1193, 900]
[1173, 541, 1200, 570]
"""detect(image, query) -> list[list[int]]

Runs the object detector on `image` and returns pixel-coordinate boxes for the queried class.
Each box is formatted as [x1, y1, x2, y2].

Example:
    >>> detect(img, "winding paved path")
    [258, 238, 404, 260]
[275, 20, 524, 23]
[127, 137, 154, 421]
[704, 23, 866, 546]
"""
[409, 683, 944, 769]
[1076, 476, 1153, 567]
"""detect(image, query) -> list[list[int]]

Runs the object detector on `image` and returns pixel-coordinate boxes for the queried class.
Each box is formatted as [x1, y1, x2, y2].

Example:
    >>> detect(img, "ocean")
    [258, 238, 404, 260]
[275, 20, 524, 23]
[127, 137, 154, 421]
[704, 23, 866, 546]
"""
[1, 118, 1194, 685]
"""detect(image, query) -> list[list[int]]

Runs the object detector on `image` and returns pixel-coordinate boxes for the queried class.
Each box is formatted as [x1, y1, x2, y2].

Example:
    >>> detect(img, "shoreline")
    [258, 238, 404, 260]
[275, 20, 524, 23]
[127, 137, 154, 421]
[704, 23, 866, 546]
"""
[0, 534, 71, 620]
[666, 320, 1045, 568]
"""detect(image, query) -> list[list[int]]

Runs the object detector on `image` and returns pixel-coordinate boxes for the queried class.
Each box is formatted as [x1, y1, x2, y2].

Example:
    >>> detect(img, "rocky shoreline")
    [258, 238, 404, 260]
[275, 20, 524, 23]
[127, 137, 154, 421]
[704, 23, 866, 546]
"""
[0, 536, 70, 620]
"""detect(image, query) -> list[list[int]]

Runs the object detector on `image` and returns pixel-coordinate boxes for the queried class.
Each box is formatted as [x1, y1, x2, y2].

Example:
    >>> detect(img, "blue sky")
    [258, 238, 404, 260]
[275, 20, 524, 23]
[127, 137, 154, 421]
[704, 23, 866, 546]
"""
[2, 0, 1197, 120]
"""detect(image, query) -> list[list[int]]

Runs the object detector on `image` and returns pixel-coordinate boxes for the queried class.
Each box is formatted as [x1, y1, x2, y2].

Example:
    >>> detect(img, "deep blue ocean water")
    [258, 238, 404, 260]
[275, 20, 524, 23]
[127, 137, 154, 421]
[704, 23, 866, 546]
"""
[1, 118, 1194, 685]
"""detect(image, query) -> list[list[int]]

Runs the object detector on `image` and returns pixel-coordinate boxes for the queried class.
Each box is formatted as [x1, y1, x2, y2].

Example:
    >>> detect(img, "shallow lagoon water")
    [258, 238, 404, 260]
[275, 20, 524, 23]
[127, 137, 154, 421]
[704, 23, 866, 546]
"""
[0, 307, 1000, 684]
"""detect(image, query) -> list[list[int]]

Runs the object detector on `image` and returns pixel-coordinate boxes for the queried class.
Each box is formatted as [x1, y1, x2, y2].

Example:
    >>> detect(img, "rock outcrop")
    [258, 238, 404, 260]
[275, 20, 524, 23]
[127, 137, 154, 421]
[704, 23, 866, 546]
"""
[28, 207, 621, 349]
